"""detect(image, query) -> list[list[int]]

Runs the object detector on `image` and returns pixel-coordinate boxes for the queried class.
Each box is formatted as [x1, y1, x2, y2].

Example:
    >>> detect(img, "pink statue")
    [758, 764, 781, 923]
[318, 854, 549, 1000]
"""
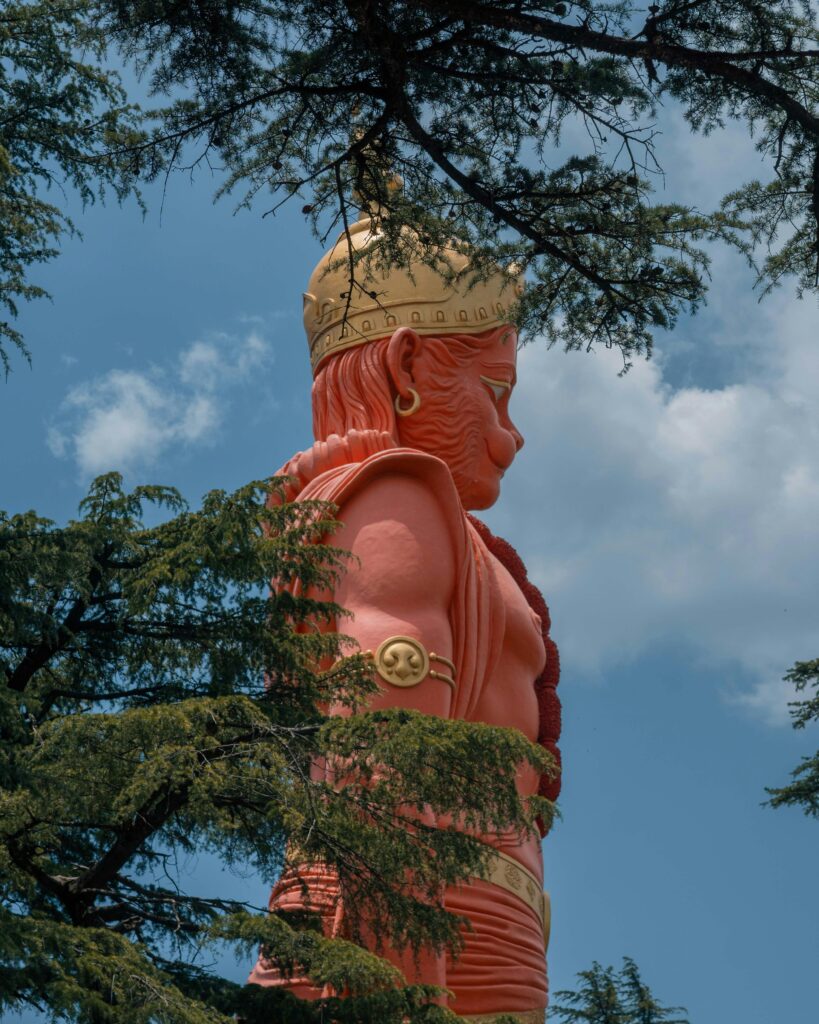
[249, 211, 562, 1023]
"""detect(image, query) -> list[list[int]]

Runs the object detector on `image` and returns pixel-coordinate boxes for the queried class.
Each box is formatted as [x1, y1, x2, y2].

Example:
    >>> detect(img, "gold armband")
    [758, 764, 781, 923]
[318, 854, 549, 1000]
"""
[373, 636, 456, 690]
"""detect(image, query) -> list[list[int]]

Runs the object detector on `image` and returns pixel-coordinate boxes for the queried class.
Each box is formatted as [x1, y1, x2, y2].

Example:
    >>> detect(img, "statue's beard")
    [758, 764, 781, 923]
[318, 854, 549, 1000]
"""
[397, 379, 488, 505]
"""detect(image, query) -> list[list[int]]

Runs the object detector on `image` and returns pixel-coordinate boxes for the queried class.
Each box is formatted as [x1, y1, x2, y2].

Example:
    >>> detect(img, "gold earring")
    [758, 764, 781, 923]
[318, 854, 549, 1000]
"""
[394, 387, 421, 417]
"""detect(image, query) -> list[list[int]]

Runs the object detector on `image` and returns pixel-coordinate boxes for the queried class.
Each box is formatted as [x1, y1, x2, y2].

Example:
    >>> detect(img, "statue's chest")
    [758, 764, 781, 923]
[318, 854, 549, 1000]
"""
[470, 552, 546, 742]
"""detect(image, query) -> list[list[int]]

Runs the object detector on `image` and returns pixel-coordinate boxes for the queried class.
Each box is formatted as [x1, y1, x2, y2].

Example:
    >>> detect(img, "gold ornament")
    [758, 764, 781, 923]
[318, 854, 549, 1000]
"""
[374, 636, 429, 687]
[481, 849, 547, 934]
[372, 636, 456, 690]
[428, 653, 456, 690]
[465, 846, 553, 951]
[303, 212, 525, 372]
[542, 890, 552, 952]
[394, 387, 421, 417]
[503, 860, 523, 891]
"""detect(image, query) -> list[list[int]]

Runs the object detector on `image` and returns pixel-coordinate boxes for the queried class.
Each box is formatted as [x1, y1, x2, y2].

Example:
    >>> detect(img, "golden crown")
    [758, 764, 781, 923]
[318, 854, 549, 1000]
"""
[303, 213, 524, 373]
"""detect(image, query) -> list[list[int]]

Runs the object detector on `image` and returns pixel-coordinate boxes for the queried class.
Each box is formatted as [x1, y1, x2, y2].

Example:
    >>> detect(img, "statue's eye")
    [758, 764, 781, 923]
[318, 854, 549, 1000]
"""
[479, 375, 512, 402]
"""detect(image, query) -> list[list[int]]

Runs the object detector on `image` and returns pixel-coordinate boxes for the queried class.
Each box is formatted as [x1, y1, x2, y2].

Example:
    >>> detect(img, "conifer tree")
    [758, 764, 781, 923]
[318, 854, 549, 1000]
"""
[3, 3, 819, 373]
[552, 958, 689, 1024]
[0, 0, 142, 374]
[766, 658, 819, 817]
[98, 0, 819, 367]
[0, 474, 550, 1023]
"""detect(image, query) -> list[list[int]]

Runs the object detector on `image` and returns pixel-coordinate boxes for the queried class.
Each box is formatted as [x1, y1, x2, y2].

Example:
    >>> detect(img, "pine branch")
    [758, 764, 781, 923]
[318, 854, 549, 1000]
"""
[421, 0, 818, 140]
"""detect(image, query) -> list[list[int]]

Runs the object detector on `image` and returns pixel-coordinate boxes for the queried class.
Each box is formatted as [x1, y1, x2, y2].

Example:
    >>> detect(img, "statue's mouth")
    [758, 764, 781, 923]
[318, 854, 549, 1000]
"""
[483, 438, 515, 480]
[490, 452, 514, 476]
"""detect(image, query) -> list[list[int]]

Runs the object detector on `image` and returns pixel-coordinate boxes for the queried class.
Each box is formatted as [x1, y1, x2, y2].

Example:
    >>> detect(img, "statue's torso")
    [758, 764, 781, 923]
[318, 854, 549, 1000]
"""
[290, 438, 549, 879]
[440, 534, 549, 1017]
[475, 550, 546, 744]
[252, 435, 554, 1018]
[475, 547, 546, 884]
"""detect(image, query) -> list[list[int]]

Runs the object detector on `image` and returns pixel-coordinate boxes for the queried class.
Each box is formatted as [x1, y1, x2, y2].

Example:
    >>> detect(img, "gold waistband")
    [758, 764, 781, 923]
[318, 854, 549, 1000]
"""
[282, 843, 552, 949]
[469, 848, 551, 951]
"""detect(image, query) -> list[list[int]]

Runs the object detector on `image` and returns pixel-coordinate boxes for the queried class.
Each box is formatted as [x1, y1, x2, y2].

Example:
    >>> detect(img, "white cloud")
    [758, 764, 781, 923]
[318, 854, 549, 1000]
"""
[178, 339, 225, 390]
[49, 330, 273, 477]
[497, 284, 819, 724]
[178, 330, 270, 390]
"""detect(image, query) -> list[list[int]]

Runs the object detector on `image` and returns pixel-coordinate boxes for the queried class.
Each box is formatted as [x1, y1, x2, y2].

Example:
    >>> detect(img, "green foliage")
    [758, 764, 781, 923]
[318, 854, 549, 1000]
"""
[94, 0, 819, 367]
[551, 958, 689, 1024]
[0, 474, 551, 1022]
[765, 658, 819, 817]
[5, 3, 819, 371]
[0, 0, 143, 374]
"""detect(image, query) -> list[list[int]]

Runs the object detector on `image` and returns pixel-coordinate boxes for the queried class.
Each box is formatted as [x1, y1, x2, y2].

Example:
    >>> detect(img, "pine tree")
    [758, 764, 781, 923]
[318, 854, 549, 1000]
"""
[765, 658, 819, 817]
[0, 474, 551, 1023]
[0, 0, 142, 374]
[97, 0, 819, 366]
[4, 3, 819, 373]
[619, 957, 688, 1024]
[552, 958, 688, 1024]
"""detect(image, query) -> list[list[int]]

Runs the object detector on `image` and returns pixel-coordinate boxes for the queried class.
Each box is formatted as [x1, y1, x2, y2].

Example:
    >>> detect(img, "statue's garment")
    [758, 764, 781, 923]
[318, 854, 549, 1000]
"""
[249, 430, 560, 1019]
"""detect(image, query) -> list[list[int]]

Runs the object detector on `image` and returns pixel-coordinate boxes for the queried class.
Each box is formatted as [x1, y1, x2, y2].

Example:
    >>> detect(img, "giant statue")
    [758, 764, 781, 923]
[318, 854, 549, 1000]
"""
[249, 208, 562, 1023]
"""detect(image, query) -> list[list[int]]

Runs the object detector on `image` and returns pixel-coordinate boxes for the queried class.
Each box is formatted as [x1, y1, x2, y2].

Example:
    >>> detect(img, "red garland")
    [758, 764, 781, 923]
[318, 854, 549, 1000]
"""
[467, 515, 562, 835]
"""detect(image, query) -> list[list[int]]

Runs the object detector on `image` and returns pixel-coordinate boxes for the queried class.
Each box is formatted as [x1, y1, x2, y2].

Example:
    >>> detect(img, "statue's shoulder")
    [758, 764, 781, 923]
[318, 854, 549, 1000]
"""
[289, 438, 465, 547]
[331, 446, 459, 504]
[326, 450, 465, 599]
[284, 433, 452, 504]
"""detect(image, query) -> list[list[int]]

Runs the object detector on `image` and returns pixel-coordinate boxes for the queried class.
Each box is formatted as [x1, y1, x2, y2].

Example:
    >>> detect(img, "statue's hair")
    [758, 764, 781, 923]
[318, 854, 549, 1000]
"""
[311, 326, 511, 442]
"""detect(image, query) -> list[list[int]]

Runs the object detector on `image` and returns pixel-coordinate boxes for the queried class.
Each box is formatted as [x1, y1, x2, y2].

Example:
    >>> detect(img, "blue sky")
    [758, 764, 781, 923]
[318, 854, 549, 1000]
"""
[3, 105, 818, 1024]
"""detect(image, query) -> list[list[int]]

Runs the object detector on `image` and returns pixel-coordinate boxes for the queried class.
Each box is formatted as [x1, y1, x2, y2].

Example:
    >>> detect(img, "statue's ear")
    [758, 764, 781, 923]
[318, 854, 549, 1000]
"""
[385, 326, 423, 397]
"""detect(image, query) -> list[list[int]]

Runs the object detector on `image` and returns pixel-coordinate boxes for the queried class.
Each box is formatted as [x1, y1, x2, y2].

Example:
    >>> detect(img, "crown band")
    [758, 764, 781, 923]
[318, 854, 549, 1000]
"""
[303, 216, 524, 373]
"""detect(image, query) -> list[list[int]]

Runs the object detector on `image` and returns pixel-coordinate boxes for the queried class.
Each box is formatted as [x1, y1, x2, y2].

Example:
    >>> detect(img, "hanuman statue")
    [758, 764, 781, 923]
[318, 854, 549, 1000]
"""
[249, 208, 562, 1023]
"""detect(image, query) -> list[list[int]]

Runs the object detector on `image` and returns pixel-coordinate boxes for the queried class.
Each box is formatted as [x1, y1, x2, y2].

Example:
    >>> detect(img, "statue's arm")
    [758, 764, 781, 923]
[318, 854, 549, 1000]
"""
[331, 470, 457, 718]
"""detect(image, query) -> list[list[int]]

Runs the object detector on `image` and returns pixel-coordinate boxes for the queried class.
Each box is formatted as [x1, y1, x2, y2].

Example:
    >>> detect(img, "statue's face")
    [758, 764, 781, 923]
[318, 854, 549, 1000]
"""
[397, 328, 524, 510]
